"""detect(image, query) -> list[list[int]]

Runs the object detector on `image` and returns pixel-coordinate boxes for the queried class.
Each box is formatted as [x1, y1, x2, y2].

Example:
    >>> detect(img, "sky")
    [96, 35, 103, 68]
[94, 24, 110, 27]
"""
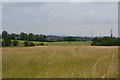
[2, 0, 120, 2]
[2, 1, 118, 37]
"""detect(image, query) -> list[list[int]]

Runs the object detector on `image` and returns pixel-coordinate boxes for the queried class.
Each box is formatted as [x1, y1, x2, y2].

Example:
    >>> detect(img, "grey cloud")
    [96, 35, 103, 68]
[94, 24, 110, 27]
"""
[2, 2, 118, 37]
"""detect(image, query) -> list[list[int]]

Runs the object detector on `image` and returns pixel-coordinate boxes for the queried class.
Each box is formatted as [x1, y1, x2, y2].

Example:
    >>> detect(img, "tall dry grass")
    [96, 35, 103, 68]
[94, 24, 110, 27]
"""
[2, 46, 118, 78]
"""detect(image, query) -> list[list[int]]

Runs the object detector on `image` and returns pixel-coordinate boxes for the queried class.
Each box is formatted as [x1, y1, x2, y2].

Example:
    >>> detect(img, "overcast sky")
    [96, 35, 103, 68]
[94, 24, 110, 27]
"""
[2, 0, 120, 2]
[2, 2, 118, 37]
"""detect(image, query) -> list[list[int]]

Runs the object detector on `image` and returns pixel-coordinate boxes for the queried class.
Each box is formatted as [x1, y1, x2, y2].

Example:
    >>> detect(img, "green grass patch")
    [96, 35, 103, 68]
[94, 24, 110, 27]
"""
[2, 39, 92, 47]
[46, 41, 92, 46]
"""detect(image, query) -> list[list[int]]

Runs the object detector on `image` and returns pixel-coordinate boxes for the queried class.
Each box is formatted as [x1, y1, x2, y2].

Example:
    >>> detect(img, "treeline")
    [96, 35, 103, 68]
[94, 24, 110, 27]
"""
[63, 36, 76, 41]
[1, 31, 120, 47]
[2, 31, 92, 42]
[91, 37, 120, 46]
[1, 31, 46, 47]
[2, 31, 46, 41]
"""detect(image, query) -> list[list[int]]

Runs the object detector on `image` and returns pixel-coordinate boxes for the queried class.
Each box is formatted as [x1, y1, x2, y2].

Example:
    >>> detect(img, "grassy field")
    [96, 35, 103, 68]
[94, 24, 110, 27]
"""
[2, 46, 118, 78]
[46, 41, 92, 46]
[1, 39, 92, 47]
[17, 41, 92, 47]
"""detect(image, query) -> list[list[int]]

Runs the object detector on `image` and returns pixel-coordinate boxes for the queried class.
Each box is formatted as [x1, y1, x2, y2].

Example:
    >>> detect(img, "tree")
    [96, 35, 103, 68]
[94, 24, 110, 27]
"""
[39, 34, 44, 41]
[43, 35, 46, 41]
[91, 37, 120, 46]
[64, 36, 75, 41]
[2, 38, 12, 46]
[2, 41, 4, 47]
[20, 32, 27, 40]
[2, 31, 8, 39]
[28, 33, 34, 41]
[34, 34, 46, 41]
[13, 40, 19, 46]
[35, 34, 40, 41]
[11, 33, 17, 40]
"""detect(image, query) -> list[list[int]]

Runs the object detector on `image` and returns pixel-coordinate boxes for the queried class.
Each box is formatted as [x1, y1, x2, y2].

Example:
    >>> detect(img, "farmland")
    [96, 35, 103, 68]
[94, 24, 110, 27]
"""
[2, 46, 118, 78]
[15, 41, 92, 47]
[2, 2, 119, 79]
[0, 40, 92, 47]
[46, 41, 92, 46]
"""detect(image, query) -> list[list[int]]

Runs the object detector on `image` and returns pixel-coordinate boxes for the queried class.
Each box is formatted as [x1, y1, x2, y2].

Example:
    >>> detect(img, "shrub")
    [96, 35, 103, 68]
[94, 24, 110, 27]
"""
[91, 37, 120, 46]
[29, 42, 35, 46]
[24, 41, 35, 47]
[13, 40, 19, 46]
[40, 43, 44, 46]
[37, 43, 44, 46]
[24, 41, 29, 47]
[2, 38, 12, 46]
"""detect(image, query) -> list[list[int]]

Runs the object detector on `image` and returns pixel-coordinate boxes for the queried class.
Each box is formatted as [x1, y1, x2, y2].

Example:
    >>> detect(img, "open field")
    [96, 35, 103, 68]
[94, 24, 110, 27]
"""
[2, 46, 118, 78]
[46, 41, 92, 46]
[16, 41, 92, 47]
[1, 39, 92, 47]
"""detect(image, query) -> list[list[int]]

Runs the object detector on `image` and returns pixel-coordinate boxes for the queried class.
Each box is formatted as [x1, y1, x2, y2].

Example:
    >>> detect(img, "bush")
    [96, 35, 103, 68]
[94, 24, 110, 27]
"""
[37, 43, 44, 46]
[13, 40, 19, 46]
[2, 38, 12, 46]
[29, 42, 35, 46]
[24, 41, 35, 47]
[40, 43, 44, 46]
[24, 41, 29, 47]
[91, 37, 120, 46]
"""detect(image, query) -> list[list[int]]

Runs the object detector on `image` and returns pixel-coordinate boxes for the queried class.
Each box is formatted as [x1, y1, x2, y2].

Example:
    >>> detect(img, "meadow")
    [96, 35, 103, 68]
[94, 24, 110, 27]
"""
[2, 46, 118, 78]
[17, 41, 92, 47]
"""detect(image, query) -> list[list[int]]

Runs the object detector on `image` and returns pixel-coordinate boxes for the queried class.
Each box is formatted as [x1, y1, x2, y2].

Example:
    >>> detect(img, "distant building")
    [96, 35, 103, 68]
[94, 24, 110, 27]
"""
[74, 37, 92, 41]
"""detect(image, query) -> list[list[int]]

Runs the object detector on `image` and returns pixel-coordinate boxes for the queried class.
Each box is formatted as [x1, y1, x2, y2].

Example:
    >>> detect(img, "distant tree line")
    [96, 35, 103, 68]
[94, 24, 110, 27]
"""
[63, 36, 76, 41]
[2, 31, 46, 41]
[2, 31, 92, 42]
[91, 37, 120, 46]
[1, 31, 46, 47]
[2, 31, 120, 47]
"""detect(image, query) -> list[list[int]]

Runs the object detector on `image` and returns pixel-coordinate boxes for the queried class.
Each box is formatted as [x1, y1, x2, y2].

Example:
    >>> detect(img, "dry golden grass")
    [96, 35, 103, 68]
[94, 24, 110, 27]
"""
[2, 46, 118, 78]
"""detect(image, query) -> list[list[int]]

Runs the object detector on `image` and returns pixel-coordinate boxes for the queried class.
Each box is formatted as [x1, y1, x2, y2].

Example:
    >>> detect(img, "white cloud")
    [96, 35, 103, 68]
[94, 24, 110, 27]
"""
[2, 2, 118, 37]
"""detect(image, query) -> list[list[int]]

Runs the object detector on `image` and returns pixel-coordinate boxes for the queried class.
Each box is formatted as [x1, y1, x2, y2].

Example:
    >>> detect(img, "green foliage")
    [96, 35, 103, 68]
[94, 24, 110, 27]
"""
[37, 43, 44, 46]
[2, 38, 12, 46]
[46, 41, 92, 46]
[12, 40, 19, 46]
[92, 37, 120, 46]
[24, 41, 29, 47]
[10, 33, 17, 40]
[2, 31, 92, 42]
[20, 32, 28, 40]
[28, 33, 34, 41]
[29, 42, 35, 46]
[2, 31, 8, 39]
[34, 34, 46, 41]
[64, 36, 76, 41]
[24, 41, 35, 47]
[35, 35, 40, 41]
